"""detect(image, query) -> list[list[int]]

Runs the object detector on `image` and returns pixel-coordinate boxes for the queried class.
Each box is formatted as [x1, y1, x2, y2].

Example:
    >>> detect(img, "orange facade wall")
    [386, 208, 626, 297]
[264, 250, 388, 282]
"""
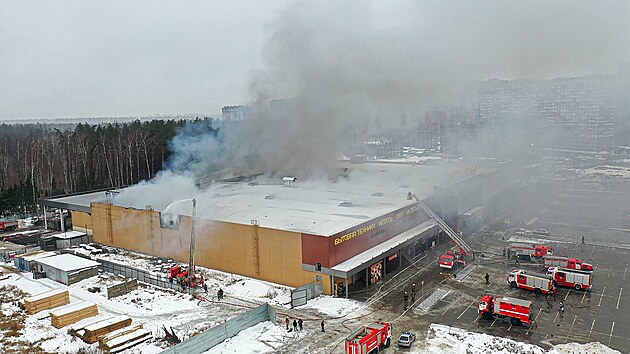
[71, 211, 93, 234]
[90, 203, 328, 292]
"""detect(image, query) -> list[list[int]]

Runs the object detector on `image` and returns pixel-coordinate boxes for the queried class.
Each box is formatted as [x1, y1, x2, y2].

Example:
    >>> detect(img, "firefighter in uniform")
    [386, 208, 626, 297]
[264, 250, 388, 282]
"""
[559, 300, 565, 316]
[403, 291, 409, 309]
[411, 284, 417, 302]
[217, 288, 224, 301]
[485, 273, 490, 285]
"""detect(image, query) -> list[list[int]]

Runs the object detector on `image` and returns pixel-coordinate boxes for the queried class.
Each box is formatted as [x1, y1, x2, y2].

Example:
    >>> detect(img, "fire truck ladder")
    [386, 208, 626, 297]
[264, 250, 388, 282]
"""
[409, 193, 474, 257]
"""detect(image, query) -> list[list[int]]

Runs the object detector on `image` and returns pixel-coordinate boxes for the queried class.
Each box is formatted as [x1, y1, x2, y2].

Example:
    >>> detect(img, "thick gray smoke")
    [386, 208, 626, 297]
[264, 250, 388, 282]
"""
[176, 1, 629, 177]
[117, 0, 630, 209]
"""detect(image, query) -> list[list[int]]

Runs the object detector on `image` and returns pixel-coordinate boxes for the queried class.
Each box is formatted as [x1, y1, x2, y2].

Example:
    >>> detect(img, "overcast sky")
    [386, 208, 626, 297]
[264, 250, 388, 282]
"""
[0, 0, 289, 119]
[1, 1, 629, 120]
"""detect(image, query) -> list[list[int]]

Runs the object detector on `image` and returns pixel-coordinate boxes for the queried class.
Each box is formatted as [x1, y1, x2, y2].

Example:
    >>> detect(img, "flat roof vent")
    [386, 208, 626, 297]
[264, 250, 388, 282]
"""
[283, 176, 297, 187]
[338, 201, 353, 207]
[264, 195, 275, 200]
[372, 192, 384, 197]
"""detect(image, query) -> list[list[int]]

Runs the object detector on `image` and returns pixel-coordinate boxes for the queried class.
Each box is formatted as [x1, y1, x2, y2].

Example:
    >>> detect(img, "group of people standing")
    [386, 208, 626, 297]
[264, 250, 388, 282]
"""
[285, 317, 325, 333]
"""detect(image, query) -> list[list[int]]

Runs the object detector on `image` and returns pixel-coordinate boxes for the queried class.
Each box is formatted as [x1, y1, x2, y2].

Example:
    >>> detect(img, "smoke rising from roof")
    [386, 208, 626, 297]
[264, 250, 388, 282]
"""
[117, 1, 630, 208]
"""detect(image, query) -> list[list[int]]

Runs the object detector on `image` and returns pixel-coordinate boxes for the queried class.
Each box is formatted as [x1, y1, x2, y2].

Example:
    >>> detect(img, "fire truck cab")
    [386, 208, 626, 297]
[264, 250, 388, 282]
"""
[507, 269, 554, 294]
[547, 267, 592, 290]
[345, 321, 392, 354]
[478, 295, 532, 326]
[438, 250, 466, 270]
[543, 255, 593, 271]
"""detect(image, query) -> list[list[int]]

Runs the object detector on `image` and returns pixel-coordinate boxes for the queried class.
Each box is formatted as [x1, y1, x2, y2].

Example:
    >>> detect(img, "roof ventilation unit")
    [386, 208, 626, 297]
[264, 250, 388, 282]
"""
[338, 201, 353, 207]
[283, 176, 297, 187]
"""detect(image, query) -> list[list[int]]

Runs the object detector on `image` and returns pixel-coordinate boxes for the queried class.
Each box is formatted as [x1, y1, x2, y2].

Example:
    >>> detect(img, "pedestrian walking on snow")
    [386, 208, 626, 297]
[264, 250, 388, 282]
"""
[485, 273, 490, 285]
[321, 320, 325, 332]
[293, 319, 298, 332]
[203, 283, 208, 293]
[285, 317, 289, 331]
[298, 318, 303, 331]
[217, 288, 224, 301]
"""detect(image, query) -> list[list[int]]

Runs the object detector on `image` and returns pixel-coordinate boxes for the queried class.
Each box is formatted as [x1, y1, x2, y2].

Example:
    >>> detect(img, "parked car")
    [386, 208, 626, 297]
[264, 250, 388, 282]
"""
[397, 331, 416, 347]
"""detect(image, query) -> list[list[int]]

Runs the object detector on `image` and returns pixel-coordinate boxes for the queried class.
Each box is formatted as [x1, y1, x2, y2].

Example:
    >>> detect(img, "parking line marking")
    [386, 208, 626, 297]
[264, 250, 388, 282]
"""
[490, 318, 497, 327]
[553, 311, 559, 323]
[534, 308, 542, 321]
[458, 300, 476, 319]
[581, 291, 587, 303]
[598, 286, 606, 306]
[564, 289, 571, 300]
[565, 315, 577, 343]
[624, 266, 627, 280]
[617, 288, 622, 309]
[474, 315, 480, 322]
[608, 322, 615, 346]
[608, 265, 613, 278]
[588, 319, 595, 340]
[507, 324, 512, 331]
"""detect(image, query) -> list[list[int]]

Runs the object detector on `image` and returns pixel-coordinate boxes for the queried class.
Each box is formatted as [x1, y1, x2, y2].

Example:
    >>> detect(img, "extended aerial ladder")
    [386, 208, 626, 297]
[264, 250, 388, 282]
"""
[409, 193, 474, 257]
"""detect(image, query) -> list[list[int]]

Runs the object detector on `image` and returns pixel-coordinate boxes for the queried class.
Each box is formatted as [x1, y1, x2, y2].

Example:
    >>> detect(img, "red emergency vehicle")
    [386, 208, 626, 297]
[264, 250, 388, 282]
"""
[543, 255, 593, 271]
[0, 220, 18, 232]
[345, 321, 392, 354]
[547, 267, 592, 290]
[478, 295, 533, 326]
[507, 269, 554, 294]
[168, 265, 205, 287]
[509, 243, 553, 258]
[438, 250, 466, 269]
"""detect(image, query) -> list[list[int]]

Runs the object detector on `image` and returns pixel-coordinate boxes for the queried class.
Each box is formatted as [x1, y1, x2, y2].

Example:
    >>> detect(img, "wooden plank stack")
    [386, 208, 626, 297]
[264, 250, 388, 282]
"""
[99, 323, 151, 352]
[82, 315, 132, 343]
[22, 289, 70, 314]
[50, 301, 99, 328]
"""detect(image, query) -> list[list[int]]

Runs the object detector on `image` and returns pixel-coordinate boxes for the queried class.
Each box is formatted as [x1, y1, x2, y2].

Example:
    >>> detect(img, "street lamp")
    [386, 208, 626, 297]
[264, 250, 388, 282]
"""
[163, 198, 197, 294]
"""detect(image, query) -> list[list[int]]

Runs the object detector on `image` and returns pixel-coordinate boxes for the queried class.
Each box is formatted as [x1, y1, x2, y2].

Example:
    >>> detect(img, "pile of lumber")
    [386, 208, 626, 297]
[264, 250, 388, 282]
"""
[22, 289, 70, 314]
[50, 301, 98, 328]
[99, 323, 151, 352]
[81, 315, 132, 343]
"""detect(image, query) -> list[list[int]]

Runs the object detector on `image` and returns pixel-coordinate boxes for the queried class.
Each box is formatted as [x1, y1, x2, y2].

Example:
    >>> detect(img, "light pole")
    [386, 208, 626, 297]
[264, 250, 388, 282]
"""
[163, 198, 197, 293]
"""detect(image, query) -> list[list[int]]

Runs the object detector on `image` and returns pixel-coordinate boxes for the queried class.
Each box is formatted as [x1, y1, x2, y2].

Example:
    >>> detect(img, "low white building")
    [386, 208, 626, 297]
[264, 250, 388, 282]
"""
[34, 254, 100, 285]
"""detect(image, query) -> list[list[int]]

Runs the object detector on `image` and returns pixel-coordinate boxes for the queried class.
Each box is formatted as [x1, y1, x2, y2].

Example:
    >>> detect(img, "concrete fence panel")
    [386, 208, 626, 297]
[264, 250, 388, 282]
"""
[160, 303, 276, 354]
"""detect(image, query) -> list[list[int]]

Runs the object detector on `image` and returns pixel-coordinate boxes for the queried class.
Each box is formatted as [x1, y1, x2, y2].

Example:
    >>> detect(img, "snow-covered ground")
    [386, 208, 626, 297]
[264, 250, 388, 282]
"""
[376, 155, 443, 164]
[409, 324, 621, 354]
[583, 165, 630, 179]
[204, 321, 291, 354]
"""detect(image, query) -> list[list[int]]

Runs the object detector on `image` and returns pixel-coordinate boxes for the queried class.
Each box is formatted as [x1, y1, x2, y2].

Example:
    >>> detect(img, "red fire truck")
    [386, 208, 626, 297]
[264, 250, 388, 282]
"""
[168, 265, 205, 287]
[509, 243, 553, 258]
[0, 220, 18, 232]
[547, 267, 592, 290]
[543, 255, 593, 271]
[345, 321, 392, 354]
[438, 250, 466, 270]
[507, 269, 554, 294]
[478, 295, 533, 326]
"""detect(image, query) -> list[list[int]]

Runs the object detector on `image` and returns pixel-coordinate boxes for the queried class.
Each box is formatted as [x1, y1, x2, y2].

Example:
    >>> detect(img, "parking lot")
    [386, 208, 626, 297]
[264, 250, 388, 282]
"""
[383, 234, 630, 353]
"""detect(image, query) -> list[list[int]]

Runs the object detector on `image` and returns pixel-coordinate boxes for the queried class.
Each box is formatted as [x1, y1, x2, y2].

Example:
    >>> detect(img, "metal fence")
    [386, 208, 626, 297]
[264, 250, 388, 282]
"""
[98, 259, 181, 292]
[290, 281, 323, 308]
[160, 303, 276, 354]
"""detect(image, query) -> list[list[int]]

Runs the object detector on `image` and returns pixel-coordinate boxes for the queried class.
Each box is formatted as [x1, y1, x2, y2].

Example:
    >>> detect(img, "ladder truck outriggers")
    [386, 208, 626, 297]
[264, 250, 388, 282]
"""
[543, 255, 593, 271]
[507, 269, 555, 294]
[408, 193, 474, 270]
[478, 295, 533, 327]
[547, 266, 592, 290]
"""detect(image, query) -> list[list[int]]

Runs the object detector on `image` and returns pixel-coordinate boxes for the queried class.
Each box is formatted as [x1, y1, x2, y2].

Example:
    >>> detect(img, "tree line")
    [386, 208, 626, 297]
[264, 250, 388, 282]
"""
[0, 119, 190, 216]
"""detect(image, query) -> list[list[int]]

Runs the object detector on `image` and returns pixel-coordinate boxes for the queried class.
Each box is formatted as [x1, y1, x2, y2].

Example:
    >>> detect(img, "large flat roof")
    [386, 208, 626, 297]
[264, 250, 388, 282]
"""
[41, 161, 497, 236]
